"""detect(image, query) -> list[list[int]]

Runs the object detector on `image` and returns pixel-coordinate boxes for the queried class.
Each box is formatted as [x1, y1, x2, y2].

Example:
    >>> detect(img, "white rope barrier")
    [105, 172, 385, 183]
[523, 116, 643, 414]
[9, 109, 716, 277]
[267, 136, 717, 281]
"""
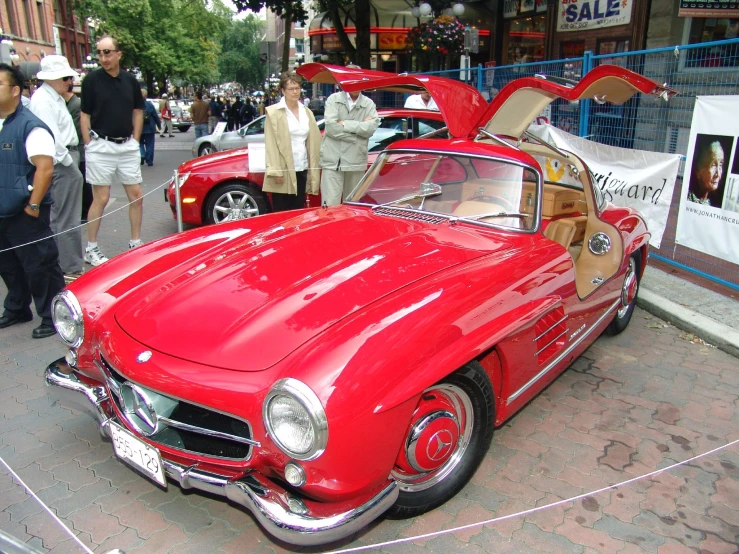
[0, 456, 94, 554]
[329, 438, 739, 553]
[0, 178, 172, 255]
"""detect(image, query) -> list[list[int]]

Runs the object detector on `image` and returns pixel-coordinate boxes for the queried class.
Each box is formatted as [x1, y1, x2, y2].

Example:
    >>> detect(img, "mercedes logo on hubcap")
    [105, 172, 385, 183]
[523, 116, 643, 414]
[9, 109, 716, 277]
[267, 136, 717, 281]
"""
[427, 430, 454, 461]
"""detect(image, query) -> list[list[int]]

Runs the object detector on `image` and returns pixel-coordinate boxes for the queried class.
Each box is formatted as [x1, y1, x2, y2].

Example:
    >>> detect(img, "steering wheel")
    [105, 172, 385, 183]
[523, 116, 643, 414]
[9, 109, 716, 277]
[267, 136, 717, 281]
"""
[467, 194, 515, 211]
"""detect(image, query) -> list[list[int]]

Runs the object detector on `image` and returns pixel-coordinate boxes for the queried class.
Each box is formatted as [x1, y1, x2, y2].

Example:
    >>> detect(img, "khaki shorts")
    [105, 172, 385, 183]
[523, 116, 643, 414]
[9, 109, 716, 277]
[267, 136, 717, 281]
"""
[85, 137, 142, 186]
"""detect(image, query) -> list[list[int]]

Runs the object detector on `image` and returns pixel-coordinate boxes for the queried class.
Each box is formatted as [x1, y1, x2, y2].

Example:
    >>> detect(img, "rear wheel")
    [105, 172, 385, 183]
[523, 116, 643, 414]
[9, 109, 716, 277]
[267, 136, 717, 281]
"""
[198, 143, 214, 156]
[605, 253, 641, 336]
[204, 182, 269, 225]
[179, 126, 190, 133]
[388, 361, 494, 518]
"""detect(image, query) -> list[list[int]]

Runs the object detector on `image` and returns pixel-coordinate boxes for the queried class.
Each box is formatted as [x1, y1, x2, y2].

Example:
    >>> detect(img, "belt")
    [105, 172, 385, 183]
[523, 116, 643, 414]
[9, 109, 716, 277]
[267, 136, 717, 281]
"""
[93, 132, 131, 144]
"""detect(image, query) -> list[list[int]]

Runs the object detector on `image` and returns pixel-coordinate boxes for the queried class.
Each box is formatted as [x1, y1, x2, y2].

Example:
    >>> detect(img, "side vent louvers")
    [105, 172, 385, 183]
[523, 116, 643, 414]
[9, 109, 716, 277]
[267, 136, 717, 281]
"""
[534, 307, 568, 364]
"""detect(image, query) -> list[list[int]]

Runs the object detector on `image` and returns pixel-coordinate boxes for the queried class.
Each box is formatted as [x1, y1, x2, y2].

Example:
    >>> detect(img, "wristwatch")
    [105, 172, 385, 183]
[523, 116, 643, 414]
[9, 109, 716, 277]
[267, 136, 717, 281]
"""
[27, 203, 40, 211]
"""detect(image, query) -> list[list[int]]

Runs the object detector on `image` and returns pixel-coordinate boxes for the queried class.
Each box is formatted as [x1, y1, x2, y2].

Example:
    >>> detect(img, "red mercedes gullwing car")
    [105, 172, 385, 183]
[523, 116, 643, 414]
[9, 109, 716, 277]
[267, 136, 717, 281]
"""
[45, 64, 675, 546]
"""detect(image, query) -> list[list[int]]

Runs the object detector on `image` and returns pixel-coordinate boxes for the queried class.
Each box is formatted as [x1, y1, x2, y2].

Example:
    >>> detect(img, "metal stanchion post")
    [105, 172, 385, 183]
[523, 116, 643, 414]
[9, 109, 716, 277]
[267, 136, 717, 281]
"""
[174, 170, 183, 233]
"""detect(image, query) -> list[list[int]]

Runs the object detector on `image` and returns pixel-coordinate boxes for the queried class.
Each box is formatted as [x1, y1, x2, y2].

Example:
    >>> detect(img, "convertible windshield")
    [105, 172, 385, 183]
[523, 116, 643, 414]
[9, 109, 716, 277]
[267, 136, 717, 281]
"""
[347, 151, 540, 230]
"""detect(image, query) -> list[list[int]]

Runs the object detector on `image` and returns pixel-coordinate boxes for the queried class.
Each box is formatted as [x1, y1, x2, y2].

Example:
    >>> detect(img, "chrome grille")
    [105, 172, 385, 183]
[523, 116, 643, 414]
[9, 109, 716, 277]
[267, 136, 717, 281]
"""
[373, 207, 447, 224]
[99, 355, 255, 460]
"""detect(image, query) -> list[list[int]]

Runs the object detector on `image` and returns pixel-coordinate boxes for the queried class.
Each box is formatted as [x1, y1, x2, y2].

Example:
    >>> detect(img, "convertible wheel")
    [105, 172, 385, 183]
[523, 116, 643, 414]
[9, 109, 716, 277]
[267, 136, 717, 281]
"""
[388, 361, 494, 518]
[198, 143, 213, 157]
[204, 182, 269, 225]
[179, 126, 190, 133]
[605, 253, 641, 336]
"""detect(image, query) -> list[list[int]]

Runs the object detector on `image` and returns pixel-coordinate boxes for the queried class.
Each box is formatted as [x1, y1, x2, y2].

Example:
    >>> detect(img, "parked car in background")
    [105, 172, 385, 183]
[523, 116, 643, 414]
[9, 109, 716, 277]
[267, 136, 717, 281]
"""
[46, 63, 674, 547]
[192, 115, 266, 157]
[175, 108, 448, 224]
[171, 106, 192, 133]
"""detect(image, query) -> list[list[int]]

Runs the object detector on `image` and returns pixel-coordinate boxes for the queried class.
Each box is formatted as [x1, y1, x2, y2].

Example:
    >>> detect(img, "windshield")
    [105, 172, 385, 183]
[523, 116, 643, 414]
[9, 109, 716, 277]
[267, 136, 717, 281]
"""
[347, 151, 540, 231]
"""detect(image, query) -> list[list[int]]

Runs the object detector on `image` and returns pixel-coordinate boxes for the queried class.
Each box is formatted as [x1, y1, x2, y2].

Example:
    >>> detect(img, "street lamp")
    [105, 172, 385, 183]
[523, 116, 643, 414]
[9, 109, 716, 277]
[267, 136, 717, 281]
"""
[82, 54, 97, 71]
[412, 0, 465, 17]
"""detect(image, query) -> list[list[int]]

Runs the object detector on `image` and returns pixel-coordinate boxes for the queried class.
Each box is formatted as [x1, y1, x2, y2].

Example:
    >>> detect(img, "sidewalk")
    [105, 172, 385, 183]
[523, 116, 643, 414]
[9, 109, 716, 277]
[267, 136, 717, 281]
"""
[638, 261, 739, 359]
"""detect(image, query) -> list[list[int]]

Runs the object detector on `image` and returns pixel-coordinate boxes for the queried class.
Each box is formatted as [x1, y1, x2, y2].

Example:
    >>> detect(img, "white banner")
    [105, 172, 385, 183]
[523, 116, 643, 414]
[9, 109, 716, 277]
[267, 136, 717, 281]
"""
[557, 0, 633, 32]
[248, 142, 266, 173]
[675, 96, 739, 265]
[529, 125, 680, 248]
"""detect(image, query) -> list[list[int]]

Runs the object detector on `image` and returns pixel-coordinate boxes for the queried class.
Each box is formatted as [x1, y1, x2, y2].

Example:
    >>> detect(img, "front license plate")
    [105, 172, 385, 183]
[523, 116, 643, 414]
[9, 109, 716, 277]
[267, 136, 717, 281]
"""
[110, 422, 167, 487]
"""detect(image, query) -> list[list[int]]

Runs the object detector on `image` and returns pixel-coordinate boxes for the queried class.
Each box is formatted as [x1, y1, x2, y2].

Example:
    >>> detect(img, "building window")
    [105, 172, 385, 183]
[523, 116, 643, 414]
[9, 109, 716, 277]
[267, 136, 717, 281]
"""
[295, 38, 304, 54]
[19, 0, 35, 38]
[53, 0, 62, 25]
[37, 0, 48, 41]
[681, 18, 739, 68]
[4, 0, 19, 34]
[596, 38, 630, 67]
[503, 15, 546, 65]
[294, 20, 303, 29]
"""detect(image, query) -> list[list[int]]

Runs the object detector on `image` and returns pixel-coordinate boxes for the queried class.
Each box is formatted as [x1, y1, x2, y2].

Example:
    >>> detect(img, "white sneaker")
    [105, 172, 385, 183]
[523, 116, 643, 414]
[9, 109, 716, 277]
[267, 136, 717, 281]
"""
[84, 246, 109, 266]
[129, 239, 143, 249]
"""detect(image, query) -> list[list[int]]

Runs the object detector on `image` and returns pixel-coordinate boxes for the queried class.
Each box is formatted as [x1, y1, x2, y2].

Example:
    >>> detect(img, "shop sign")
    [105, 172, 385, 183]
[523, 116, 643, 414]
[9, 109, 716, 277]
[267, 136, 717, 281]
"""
[536, 0, 548, 13]
[378, 33, 409, 50]
[310, 35, 321, 53]
[322, 34, 344, 52]
[521, 0, 535, 12]
[679, 1, 739, 18]
[557, 0, 632, 32]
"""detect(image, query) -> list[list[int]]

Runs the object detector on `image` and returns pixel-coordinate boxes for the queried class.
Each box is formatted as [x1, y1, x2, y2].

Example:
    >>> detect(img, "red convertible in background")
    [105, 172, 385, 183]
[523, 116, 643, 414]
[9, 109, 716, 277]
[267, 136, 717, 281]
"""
[165, 108, 447, 225]
[46, 64, 675, 546]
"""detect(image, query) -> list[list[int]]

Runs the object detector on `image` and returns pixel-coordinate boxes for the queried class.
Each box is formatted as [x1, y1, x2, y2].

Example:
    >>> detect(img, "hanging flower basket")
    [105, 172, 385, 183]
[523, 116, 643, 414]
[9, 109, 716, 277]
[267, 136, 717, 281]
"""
[408, 15, 465, 57]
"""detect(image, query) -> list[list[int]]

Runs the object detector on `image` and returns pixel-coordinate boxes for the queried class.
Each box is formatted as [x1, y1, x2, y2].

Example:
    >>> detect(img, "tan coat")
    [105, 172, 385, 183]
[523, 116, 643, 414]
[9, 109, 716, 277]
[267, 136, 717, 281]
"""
[263, 103, 321, 195]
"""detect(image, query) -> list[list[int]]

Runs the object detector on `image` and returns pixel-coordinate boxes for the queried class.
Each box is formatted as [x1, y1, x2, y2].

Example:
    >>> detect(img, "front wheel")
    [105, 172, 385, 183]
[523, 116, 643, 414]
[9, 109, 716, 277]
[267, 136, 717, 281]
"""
[198, 143, 214, 157]
[388, 361, 494, 518]
[605, 253, 641, 336]
[204, 182, 269, 225]
[179, 126, 190, 133]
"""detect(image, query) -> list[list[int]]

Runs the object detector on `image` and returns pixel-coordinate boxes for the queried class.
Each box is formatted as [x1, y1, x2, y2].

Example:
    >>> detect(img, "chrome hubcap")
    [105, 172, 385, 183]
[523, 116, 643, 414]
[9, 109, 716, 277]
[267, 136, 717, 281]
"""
[618, 258, 637, 319]
[392, 384, 473, 492]
[213, 191, 260, 223]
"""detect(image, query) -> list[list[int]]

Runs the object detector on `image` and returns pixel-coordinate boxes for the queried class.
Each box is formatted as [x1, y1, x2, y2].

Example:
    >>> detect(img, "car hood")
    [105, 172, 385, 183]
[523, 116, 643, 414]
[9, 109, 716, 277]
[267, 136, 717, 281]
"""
[180, 147, 249, 171]
[114, 207, 507, 371]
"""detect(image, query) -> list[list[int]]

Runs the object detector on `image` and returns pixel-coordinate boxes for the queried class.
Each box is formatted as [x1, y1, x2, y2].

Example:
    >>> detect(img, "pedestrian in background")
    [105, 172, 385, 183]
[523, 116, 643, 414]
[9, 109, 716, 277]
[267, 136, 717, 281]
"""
[240, 97, 256, 127]
[208, 95, 222, 133]
[319, 86, 379, 206]
[190, 91, 209, 139]
[263, 73, 321, 212]
[80, 35, 145, 266]
[62, 79, 92, 224]
[230, 96, 243, 130]
[140, 87, 160, 167]
[0, 63, 65, 339]
[159, 94, 174, 137]
[29, 55, 84, 283]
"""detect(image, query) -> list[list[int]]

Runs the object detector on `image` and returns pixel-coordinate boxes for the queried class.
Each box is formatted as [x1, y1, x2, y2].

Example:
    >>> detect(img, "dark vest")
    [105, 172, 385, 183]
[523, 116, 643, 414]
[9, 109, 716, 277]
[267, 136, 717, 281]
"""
[0, 103, 53, 218]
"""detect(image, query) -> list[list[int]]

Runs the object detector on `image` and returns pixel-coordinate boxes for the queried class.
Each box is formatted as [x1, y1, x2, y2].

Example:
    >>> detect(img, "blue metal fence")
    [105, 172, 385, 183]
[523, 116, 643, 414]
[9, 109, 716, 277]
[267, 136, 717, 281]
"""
[407, 39, 739, 290]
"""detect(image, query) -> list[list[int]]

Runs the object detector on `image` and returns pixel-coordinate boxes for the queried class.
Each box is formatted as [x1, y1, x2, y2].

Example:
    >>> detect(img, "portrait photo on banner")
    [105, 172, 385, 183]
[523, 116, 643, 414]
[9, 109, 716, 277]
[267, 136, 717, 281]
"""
[726, 141, 739, 213]
[686, 133, 733, 209]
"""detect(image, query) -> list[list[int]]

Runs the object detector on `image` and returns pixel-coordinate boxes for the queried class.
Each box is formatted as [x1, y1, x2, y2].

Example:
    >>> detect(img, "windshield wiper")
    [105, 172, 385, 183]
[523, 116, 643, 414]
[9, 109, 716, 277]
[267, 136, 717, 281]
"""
[374, 182, 442, 208]
[453, 211, 529, 221]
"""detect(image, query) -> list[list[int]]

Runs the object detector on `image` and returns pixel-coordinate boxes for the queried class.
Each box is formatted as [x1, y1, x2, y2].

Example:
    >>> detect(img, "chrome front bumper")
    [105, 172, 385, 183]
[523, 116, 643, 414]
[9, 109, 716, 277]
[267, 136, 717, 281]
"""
[44, 358, 398, 546]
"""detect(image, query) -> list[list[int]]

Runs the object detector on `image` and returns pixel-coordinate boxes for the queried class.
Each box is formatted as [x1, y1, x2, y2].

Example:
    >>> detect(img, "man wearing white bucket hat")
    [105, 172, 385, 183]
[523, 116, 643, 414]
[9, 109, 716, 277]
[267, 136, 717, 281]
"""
[29, 55, 84, 282]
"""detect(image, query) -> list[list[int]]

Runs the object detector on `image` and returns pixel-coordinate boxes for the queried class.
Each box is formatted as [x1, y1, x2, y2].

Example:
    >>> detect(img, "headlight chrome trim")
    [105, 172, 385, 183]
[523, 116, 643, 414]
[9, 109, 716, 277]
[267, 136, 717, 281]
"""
[51, 290, 84, 348]
[263, 378, 328, 461]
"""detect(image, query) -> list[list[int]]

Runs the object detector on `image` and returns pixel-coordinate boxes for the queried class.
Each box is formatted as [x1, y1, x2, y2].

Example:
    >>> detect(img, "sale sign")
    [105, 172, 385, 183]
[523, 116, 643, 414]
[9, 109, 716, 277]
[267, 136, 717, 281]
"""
[557, 0, 632, 32]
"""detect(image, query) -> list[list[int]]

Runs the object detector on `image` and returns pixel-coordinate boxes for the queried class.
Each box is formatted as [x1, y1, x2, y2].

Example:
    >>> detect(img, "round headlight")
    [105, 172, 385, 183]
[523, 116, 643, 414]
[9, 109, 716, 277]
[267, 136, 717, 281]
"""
[51, 291, 83, 347]
[263, 379, 328, 461]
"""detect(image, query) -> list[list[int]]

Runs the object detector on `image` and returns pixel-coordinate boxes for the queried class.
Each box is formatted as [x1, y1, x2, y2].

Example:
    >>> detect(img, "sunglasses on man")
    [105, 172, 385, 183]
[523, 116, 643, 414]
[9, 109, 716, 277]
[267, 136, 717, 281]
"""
[96, 49, 119, 56]
[62, 76, 74, 82]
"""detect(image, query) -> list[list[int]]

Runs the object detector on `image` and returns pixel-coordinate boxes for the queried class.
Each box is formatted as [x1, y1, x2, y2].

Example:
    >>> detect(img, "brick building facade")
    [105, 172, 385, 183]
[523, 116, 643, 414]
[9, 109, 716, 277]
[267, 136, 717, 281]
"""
[0, 0, 90, 69]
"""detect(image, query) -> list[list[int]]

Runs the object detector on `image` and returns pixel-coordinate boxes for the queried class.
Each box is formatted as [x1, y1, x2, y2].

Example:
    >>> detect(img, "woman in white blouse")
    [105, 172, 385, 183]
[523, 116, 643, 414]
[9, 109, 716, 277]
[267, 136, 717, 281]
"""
[263, 73, 322, 211]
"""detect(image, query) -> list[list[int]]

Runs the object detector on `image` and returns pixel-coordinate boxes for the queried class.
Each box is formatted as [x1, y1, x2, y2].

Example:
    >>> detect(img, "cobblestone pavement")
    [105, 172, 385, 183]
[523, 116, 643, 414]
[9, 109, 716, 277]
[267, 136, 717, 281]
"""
[0, 147, 738, 553]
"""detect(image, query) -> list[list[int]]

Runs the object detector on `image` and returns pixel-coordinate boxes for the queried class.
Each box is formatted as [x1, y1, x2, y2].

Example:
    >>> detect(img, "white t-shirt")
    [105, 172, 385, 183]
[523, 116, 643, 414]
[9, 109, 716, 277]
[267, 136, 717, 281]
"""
[276, 97, 309, 171]
[404, 94, 439, 111]
[0, 116, 56, 165]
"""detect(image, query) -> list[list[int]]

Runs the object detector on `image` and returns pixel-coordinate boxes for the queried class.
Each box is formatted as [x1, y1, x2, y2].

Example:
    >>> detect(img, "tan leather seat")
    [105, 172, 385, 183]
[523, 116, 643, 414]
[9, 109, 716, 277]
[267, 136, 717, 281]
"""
[544, 219, 577, 250]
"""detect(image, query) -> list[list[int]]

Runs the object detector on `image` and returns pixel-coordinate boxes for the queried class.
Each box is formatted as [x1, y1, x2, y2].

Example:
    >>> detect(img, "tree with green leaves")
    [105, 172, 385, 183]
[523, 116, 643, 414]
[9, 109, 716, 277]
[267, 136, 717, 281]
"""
[312, 0, 371, 68]
[74, 0, 230, 94]
[219, 15, 265, 89]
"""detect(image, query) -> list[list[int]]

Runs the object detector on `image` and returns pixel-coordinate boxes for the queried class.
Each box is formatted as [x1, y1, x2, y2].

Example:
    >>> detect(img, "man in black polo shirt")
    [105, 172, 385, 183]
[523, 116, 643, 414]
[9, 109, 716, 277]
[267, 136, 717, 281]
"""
[80, 35, 145, 266]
